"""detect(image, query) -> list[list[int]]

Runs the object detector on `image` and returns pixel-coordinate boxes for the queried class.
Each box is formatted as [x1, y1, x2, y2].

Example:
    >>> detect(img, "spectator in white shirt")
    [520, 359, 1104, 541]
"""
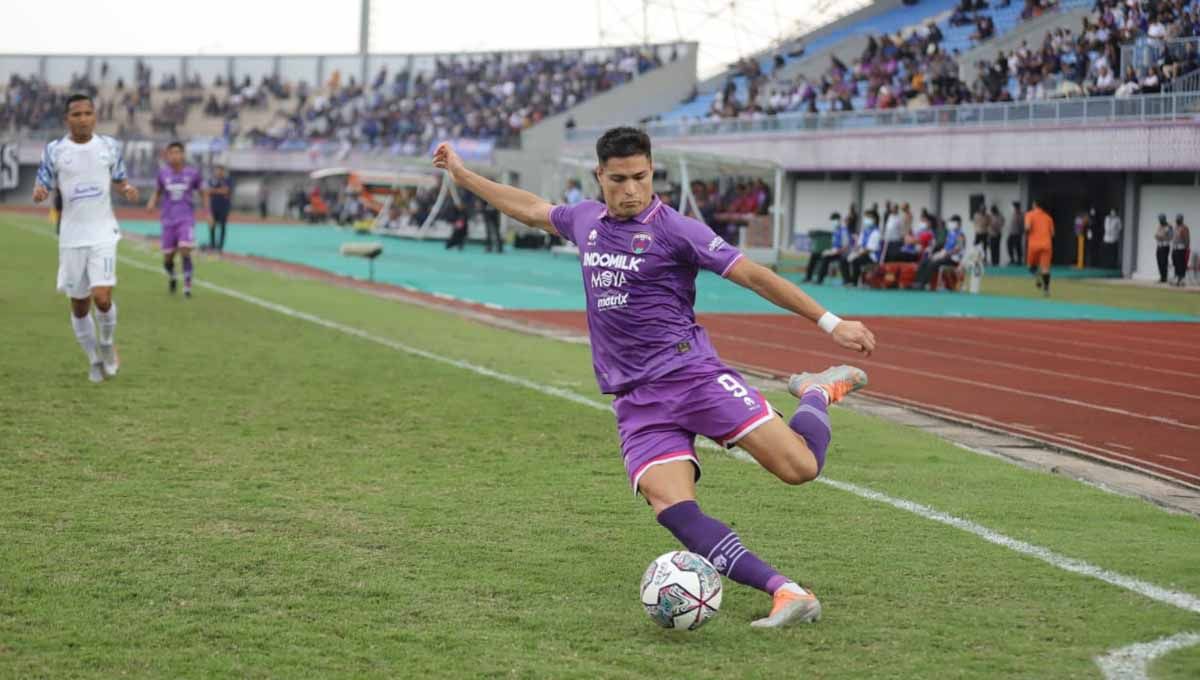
[882, 203, 909, 261]
[1091, 65, 1117, 94]
[1147, 18, 1167, 44]
[1103, 208, 1122, 269]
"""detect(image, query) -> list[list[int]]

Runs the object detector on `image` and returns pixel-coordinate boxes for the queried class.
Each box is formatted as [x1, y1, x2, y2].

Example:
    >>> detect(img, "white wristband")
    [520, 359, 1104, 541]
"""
[817, 311, 842, 334]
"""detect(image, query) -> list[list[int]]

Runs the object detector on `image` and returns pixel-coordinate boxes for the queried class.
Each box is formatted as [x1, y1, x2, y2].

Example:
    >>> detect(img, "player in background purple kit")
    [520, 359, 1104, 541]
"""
[434, 128, 876, 628]
[146, 142, 206, 297]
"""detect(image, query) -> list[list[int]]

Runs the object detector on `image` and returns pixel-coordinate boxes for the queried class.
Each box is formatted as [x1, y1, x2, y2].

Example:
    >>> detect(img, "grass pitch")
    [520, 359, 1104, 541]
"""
[2, 213, 1198, 679]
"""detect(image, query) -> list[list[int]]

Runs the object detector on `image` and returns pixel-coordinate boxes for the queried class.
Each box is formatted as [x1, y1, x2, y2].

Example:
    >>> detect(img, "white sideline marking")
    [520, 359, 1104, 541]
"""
[1095, 632, 1200, 680]
[14, 220, 1200, 676]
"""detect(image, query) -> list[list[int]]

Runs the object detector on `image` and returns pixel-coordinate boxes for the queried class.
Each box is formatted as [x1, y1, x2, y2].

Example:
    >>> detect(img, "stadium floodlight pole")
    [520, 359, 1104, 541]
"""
[677, 156, 690, 214]
[359, 0, 370, 85]
[773, 167, 784, 252]
[643, 0, 649, 46]
[359, 0, 370, 54]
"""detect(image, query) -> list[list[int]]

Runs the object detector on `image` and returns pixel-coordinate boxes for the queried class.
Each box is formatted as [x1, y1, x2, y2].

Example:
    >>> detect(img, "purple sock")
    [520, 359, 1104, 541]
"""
[788, 390, 832, 474]
[182, 256, 193, 287]
[164, 260, 175, 280]
[657, 500, 791, 595]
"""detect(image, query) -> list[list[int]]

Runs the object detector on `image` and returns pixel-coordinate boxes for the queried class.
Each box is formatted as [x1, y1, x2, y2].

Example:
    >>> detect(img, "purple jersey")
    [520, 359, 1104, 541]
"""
[550, 196, 744, 394]
[156, 165, 203, 224]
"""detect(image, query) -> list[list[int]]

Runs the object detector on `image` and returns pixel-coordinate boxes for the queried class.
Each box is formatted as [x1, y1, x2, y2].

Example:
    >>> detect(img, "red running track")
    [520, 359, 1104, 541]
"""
[503, 311, 1200, 488]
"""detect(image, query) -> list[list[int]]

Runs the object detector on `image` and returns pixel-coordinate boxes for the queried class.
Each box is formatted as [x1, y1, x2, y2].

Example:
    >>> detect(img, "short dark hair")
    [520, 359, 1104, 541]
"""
[166, 141, 184, 152]
[64, 93, 93, 114]
[595, 126, 651, 165]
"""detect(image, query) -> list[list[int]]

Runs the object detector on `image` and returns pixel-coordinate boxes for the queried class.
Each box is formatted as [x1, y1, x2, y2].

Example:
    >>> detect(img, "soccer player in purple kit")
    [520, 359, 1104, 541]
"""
[146, 142, 206, 297]
[433, 128, 877, 628]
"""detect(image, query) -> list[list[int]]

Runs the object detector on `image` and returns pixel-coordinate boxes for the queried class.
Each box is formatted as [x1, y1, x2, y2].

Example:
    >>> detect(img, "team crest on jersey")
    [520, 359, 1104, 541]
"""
[631, 232, 653, 254]
[587, 229, 598, 244]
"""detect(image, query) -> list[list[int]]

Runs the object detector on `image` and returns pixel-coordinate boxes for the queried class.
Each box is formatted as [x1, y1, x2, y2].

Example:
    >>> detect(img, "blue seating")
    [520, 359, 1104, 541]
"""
[660, 0, 962, 120]
[658, 0, 1056, 120]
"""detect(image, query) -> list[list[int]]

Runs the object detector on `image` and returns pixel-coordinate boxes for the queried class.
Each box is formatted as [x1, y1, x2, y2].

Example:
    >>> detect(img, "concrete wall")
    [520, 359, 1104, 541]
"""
[742, 0, 902, 89]
[778, 35, 873, 85]
[693, 0, 898, 92]
[793, 178, 852, 236]
[941, 178, 1020, 241]
[660, 120, 1200, 172]
[863, 180, 931, 216]
[1134, 182, 1200, 280]
[790, 174, 1021, 243]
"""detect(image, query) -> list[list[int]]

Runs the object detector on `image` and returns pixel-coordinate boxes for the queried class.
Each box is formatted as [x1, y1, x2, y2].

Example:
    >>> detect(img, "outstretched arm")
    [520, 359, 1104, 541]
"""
[432, 143, 555, 233]
[725, 257, 877, 356]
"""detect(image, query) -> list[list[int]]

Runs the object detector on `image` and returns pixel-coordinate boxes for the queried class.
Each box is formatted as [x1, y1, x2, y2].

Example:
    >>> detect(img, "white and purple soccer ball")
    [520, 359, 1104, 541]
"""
[639, 551, 723, 631]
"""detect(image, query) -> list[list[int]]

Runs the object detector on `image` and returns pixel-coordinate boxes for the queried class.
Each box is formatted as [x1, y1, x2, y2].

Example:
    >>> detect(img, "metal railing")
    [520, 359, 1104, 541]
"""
[1122, 36, 1200, 74]
[1169, 68, 1200, 93]
[569, 91, 1200, 141]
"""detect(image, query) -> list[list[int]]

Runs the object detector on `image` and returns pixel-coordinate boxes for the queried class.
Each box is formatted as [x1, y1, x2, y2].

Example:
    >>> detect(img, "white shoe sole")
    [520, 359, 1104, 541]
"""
[787, 365, 868, 402]
[750, 597, 822, 628]
[98, 345, 119, 378]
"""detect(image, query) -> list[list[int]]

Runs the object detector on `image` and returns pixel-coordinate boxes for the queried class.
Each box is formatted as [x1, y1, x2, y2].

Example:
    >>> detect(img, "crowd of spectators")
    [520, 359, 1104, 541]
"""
[230, 46, 670, 151]
[692, 0, 1199, 121]
[2, 46, 673, 150]
[975, 0, 1199, 101]
[0, 59, 203, 137]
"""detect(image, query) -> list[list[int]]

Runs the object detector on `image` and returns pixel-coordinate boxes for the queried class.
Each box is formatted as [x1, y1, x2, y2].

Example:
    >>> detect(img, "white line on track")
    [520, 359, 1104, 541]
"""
[13, 221, 1200, 679]
[887, 317, 1200, 366]
[708, 331, 1200, 432]
[726, 315, 1200, 381]
[721, 317, 1200, 401]
[825, 388, 1200, 486]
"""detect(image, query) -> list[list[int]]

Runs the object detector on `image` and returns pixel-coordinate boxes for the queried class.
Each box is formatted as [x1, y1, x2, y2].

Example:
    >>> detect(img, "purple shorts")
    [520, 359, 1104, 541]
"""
[613, 359, 774, 492]
[161, 220, 196, 251]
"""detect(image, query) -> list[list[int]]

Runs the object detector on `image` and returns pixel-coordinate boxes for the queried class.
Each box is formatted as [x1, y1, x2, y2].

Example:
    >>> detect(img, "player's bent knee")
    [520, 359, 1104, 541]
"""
[777, 459, 818, 486]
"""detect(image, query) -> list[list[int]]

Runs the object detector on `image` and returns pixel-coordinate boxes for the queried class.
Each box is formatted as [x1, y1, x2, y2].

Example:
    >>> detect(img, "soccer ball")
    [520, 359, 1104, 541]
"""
[639, 551, 723, 631]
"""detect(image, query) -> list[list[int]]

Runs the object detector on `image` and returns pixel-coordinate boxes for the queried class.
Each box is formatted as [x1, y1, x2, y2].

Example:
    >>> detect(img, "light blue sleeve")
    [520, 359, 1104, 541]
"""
[36, 141, 58, 189]
[106, 137, 128, 182]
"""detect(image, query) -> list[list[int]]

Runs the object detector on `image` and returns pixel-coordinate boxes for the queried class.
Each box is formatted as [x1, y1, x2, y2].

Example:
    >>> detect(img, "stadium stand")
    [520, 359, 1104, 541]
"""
[1, 45, 678, 152]
[657, 0, 1196, 121]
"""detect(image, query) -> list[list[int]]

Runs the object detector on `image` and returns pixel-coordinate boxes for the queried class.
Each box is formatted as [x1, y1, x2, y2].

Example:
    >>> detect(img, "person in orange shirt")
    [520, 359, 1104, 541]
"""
[1025, 199, 1055, 296]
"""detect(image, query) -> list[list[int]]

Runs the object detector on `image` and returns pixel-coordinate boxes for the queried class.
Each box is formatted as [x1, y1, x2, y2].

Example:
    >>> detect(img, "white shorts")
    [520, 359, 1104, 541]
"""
[57, 243, 118, 299]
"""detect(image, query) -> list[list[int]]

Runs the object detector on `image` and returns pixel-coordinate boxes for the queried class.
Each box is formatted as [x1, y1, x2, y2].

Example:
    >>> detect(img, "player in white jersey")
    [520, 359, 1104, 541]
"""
[33, 94, 139, 383]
